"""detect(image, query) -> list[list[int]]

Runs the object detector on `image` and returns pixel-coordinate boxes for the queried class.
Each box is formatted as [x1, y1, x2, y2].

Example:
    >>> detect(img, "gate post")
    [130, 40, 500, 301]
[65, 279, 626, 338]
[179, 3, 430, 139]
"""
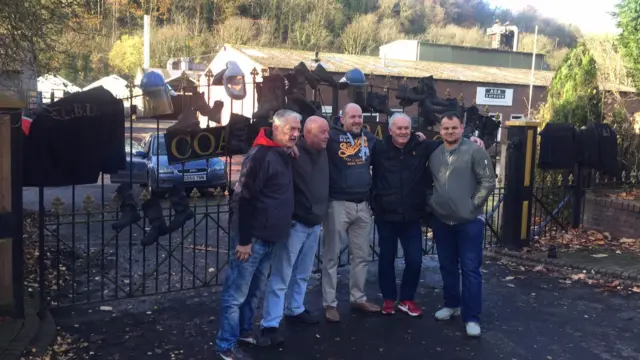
[571, 164, 583, 228]
[0, 94, 25, 317]
[500, 121, 538, 250]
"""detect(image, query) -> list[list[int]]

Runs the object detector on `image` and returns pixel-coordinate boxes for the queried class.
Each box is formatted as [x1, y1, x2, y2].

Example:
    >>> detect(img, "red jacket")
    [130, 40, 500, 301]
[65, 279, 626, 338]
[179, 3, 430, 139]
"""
[22, 117, 32, 135]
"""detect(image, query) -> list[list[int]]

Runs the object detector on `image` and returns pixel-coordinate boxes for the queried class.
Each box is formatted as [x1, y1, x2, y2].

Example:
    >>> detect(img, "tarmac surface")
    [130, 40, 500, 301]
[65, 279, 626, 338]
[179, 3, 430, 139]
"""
[49, 256, 640, 360]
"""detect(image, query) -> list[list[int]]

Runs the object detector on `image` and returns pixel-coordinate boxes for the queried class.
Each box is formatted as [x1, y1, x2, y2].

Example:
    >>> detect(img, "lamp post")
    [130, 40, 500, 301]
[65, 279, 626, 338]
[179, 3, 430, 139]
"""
[205, 68, 213, 128]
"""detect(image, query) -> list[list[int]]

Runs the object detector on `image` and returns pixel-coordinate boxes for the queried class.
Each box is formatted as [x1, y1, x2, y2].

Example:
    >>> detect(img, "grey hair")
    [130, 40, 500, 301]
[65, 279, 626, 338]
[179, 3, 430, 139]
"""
[388, 112, 411, 128]
[272, 109, 302, 125]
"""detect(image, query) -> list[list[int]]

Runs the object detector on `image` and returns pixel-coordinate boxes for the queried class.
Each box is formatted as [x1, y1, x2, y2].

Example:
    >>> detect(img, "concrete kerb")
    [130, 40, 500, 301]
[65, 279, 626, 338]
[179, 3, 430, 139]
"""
[485, 247, 640, 284]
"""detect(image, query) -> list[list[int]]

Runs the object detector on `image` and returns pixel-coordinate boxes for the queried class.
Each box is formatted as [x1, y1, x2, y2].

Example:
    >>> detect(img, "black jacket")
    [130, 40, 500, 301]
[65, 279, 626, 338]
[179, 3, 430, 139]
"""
[292, 138, 330, 227]
[231, 128, 294, 246]
[538, 123, 578, 170]
[326, 125, 378, 202]
[578, 123, 619, 176]
[371, 134, 441, 222]
[23, 86, 126, 186]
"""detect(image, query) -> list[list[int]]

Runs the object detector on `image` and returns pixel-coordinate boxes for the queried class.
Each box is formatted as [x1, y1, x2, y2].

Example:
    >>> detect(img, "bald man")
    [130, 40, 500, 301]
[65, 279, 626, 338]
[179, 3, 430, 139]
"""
[253, 116, 330, 346]
[216, 109, 301, 360]
[322, 103, 381, 322]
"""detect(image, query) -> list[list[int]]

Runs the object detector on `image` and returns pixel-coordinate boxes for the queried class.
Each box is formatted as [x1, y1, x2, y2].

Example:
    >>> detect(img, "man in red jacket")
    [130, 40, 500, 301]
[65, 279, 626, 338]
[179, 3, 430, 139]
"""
[216, 109, 301, 360]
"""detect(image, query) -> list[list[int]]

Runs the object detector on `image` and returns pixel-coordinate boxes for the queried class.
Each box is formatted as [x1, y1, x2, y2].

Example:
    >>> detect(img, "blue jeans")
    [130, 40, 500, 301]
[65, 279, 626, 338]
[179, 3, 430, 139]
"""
[216, 235, 274, 352]
[376, 219, 423, 301]
[431, 217, 484, 323]
[261, 221, 321, 328]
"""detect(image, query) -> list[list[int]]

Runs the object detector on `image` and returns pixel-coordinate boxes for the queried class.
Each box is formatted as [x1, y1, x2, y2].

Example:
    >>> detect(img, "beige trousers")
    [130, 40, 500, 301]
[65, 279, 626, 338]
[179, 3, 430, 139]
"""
[321, 200, 373, 307]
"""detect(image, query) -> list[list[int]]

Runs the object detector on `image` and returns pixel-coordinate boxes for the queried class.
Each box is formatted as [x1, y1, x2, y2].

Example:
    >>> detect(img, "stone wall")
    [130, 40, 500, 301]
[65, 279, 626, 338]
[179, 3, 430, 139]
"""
[583, 193, 640, 239]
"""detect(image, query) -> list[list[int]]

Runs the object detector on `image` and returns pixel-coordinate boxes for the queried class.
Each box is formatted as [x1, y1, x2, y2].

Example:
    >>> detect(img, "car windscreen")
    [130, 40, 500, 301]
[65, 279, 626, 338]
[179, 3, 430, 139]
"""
[151, 135, 168, 156]
[125, 141, 144, 154]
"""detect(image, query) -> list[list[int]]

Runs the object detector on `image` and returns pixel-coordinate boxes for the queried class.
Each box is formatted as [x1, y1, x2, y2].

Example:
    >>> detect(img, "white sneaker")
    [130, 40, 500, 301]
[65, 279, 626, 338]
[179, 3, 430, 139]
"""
[466, 322, 482, 337]
[434, 307, 460, 320]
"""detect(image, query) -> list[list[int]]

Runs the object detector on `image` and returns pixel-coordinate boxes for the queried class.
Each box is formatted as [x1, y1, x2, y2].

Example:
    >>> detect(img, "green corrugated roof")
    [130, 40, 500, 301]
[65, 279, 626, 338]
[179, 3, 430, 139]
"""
[230, 45, 635, 92]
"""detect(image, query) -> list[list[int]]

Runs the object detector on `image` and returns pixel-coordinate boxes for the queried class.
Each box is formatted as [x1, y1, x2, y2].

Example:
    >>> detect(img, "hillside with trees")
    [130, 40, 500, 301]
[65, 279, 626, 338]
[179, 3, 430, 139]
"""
[3, 0, 585, 85]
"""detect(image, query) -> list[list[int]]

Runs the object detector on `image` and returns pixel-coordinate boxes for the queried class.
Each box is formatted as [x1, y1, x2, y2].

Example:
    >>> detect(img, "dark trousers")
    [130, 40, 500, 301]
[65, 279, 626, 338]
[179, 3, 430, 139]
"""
[376, 219, 423, 301]
[431, 217, 484, 323]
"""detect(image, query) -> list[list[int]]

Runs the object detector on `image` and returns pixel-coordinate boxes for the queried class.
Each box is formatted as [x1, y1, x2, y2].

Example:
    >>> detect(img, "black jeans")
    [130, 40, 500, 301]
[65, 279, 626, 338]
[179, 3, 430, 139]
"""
[375, 219, 423, 301]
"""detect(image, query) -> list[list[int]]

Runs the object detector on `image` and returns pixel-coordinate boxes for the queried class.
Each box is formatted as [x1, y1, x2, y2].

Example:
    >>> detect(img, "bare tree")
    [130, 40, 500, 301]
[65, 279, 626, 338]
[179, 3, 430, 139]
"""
[341, 14, 379, 55]
[215, 16, 257, 46]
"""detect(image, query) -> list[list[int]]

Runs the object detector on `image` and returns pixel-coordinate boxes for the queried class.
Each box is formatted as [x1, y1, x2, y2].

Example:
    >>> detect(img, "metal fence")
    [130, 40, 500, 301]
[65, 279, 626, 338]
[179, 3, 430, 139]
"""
[18, 69, 510, 308]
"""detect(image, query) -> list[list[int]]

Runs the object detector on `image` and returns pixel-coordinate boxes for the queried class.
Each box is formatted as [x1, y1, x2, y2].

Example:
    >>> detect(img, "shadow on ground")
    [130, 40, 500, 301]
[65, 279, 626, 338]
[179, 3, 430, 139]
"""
[49, 258, 640, 360]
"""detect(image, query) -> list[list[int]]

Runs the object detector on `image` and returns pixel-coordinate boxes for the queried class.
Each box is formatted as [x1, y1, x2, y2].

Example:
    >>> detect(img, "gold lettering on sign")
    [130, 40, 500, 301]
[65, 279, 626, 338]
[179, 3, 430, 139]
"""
[170, 135, 191, 159]
[216, 131, 226, 153]
[193, 132, 216, 155]
[167, 128, 228, 163]
[363, 122, 387, 140]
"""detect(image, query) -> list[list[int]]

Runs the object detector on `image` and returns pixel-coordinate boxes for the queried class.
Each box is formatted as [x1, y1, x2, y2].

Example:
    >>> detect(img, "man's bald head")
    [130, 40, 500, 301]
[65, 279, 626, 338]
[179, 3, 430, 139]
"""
[341, 103, 363, 133]
[304, 116, 330, 150]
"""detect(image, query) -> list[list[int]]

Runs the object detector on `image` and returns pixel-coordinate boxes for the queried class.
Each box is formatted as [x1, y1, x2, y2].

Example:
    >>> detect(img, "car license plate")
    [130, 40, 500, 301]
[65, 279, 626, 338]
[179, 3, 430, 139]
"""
[183, 175, 206, 182]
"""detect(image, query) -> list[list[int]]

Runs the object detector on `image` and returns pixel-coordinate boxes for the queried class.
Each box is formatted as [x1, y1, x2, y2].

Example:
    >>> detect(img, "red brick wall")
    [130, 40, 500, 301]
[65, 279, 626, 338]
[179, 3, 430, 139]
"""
[265, 68, 640, 121]
[273, 68, 548, 120]
[583, 194, 640, 239]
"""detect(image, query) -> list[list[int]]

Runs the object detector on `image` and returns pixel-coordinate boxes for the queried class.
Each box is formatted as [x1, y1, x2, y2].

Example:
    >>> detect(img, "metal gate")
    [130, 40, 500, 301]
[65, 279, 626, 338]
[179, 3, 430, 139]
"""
[22, 69, 505, 308]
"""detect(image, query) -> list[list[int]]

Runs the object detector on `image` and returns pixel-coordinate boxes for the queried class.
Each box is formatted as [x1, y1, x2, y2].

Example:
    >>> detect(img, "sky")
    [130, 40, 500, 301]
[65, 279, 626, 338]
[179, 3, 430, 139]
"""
[487, 0, 620, 34]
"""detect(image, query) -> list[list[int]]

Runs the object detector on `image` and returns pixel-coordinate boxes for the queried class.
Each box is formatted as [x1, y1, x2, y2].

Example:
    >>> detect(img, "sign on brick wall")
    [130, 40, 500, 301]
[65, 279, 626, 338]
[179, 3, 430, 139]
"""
[476, 87, 514, 106]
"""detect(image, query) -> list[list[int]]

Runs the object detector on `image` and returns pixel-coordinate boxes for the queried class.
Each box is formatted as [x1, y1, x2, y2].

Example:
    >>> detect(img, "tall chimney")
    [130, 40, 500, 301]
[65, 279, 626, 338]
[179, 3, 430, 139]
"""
[143, 15, 151, 69]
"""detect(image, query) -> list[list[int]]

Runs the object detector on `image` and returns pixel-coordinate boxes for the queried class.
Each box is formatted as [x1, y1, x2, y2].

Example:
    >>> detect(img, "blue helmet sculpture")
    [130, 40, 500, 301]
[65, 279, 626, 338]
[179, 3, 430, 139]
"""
[140, 70, 175, 116]
[340, 68, 368, 107]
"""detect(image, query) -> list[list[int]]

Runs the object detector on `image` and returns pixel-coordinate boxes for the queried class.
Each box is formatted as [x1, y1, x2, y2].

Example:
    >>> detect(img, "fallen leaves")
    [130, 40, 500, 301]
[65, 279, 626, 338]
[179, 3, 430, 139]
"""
[607, 190, 639, 201]
[22, 330, 88, 360]
[533, 265, 547, 273]
[496, 258, 640, 295]
[22, 212, 73, 299]
[532, 228, 640, 255]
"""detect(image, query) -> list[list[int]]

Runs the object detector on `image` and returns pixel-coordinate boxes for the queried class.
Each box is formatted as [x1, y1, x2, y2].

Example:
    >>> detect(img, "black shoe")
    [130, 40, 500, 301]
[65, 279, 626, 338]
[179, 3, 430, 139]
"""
[166, 185, 195, 233]
[217, 347, 252, 360]
[256, 327, 284, 347]
[226, 113, 251, 155]
[294, 61, 318, 90]
[140, 197, 168, 246]
[366, 92, 394, 116]
[395, 84, 427, 102]
[111, 184, 141, 231]
[166, 107, 201, 132]
[253, 75, 286, 119]
[285, 309, 319, 324]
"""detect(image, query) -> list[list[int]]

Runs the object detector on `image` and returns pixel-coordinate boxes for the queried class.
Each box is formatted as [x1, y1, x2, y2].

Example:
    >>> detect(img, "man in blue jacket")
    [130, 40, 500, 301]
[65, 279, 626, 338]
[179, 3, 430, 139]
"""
[215, 109, 301, 360]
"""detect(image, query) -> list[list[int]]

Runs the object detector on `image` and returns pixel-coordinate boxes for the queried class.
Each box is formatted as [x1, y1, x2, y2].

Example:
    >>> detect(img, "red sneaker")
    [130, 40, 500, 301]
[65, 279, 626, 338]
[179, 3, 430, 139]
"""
[381, 300, 396, 315]
[398, 301, 422, 317]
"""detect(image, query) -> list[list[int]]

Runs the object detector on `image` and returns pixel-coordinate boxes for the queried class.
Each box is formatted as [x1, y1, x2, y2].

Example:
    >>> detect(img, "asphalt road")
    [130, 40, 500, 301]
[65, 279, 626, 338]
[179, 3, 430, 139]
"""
[49, 258, 640, 360]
